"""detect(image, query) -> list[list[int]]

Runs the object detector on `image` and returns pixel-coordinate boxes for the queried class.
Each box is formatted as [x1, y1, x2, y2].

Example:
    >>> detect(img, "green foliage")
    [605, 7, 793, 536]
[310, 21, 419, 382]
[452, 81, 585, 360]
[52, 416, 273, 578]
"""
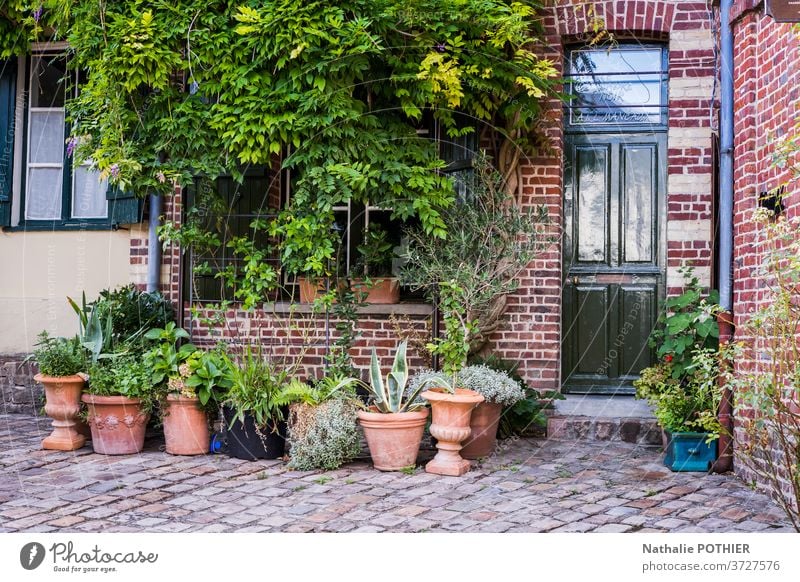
[402, 155, 552, 381]
[355, 225, 395, 277]
[68, 292, 114, 365]
[143, 323, 195, 386]
[13, 0, 558, 302]
[324, 284, 365, 378]
[283, 374, 359, 407]
[648, 267, 720, 378]
[287, 398, 361, 471]
[222, 345, 305, 430]
[182, 348, 234, 407]
[634, 349, 724, 438]
[363, 341, 426, 413]
[92, 285, 175, 347]
[86, 354, 157, 413]
[32, 331, 85, 377]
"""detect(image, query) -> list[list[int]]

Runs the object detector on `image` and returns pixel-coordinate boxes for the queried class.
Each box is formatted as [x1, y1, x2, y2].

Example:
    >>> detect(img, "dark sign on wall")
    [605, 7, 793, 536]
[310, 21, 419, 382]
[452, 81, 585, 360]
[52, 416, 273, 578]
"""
[765, 0, 800, 22]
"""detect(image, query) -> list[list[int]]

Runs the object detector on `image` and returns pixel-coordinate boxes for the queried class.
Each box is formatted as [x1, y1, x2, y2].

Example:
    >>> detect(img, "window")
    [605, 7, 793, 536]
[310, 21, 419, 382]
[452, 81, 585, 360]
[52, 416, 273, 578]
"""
[565, 45, 668, 128]
[0, 51, 137, 230]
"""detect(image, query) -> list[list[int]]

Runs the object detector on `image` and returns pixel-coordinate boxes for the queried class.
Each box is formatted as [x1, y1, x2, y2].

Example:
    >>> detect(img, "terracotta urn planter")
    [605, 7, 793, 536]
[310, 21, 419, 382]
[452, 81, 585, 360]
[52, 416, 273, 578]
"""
[82, 394, 150, 455]
[460, 401, 503, 460]
[35, 374, 86, 451]
[162, 394, 209, 455]
[421, 388, 484, 476]
[357, 408, 429, 471]
[351, 278, 400, 304]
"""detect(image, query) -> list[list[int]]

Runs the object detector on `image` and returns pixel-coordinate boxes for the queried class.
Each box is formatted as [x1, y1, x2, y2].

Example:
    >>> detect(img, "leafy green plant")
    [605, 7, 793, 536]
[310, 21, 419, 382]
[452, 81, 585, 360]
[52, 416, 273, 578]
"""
[222, 346, 304, 430]
[648, 267, 720, 378]
[143, 323, 196, 387]
[182, 348, 234, 407]
[86, 354, 157, 413]
[634, 348, 724, 439]
[32, 331, 85, 377]
[361, 341, 427, 413]
[355, 225, 395, 277]
[91, 285, 174, 347]
[68, 292, 113, 364]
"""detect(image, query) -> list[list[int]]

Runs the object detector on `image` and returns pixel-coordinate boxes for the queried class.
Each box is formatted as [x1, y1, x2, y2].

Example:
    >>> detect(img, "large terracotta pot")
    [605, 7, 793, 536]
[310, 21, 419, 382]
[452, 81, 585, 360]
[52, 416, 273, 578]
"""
[460, 401, 502, 460]
[422, 388, 483, 476]
[82, 394, 150, 455]
[350, 278, 400, 304]
[162, 394, 209, 455]
[357, 408, 429, 471]
[35, 374, 86, 451]
[298, 277, 346, 303]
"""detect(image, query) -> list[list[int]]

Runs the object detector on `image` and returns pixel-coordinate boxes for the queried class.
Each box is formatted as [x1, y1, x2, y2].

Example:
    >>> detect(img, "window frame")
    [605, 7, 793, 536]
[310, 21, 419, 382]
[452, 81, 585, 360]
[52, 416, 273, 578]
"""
[13, 51, 116, 231]
[563, 43, 669, 134]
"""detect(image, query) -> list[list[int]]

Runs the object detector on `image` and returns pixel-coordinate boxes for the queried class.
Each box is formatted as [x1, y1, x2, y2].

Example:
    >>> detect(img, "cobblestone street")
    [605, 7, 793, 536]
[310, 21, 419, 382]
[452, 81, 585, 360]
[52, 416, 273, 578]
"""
[0, 414, 792, 533]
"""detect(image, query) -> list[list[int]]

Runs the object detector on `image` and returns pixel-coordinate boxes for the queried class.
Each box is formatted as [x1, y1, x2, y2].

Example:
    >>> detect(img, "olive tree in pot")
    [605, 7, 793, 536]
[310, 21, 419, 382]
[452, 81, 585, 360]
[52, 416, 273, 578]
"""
[84, 353, 156, 455]
[355, 341, 430, 471]
[32, 332, 87, 451]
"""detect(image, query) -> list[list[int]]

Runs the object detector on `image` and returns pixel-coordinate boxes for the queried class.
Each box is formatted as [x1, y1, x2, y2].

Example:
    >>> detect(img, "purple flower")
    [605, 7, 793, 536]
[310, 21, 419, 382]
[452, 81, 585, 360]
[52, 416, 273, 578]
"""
[66, 137, 78, 157]
[110, 164, 120, 179]
[435, 42, 447, 53]
[33, 6, 42, 23]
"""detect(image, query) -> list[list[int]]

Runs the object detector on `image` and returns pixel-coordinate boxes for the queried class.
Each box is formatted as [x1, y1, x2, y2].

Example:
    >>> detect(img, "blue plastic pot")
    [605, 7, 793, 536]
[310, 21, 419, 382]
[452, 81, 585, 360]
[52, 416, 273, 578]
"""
[663, 431, 718, 472]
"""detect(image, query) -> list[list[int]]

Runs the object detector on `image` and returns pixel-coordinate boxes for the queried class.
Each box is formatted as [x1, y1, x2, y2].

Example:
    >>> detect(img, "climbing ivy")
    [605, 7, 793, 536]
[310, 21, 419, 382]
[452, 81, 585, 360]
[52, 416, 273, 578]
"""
[2, 0, 559, 285]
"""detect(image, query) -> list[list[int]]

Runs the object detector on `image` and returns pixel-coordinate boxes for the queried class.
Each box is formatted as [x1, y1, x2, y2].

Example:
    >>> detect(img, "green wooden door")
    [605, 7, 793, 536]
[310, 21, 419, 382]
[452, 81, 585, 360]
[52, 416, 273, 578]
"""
[562, 133, 666, 394]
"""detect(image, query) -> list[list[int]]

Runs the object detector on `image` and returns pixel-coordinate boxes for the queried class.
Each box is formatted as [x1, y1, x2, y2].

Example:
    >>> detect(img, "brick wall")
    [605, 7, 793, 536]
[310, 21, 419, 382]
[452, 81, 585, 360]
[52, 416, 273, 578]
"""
[136, 0, 716, 392]
[729, 3, 800, 495]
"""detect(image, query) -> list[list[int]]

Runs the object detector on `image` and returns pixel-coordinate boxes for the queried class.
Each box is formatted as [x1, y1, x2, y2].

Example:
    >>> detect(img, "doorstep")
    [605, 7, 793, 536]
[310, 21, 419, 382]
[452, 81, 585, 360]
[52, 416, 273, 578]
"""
[547, 395, 661, 445]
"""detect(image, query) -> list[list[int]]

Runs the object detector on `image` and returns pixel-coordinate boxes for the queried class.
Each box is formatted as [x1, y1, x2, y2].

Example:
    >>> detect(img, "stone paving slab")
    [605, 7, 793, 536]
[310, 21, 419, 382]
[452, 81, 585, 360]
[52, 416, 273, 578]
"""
[0, 414, 793, 533]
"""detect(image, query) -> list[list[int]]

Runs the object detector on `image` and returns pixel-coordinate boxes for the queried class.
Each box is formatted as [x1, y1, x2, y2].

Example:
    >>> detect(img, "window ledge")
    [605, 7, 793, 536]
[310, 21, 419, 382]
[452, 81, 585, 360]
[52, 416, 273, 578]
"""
[268, 301, 433, 316]
[3, 222, 124, 232]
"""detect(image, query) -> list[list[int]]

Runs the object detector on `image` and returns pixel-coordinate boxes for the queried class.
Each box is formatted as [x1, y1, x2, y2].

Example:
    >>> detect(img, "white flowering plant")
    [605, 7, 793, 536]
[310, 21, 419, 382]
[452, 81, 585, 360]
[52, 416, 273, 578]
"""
[408, 364, 525, 406]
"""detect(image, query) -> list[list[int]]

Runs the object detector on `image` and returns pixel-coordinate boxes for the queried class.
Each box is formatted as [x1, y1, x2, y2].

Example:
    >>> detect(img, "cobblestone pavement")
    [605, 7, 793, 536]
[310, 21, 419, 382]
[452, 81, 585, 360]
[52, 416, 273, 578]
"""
[0, 414, 793, 533]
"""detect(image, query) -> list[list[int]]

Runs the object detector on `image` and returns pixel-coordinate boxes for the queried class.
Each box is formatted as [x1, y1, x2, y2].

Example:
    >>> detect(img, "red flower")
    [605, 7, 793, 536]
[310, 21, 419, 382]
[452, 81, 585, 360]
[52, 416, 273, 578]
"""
[664, 354, 673, 363]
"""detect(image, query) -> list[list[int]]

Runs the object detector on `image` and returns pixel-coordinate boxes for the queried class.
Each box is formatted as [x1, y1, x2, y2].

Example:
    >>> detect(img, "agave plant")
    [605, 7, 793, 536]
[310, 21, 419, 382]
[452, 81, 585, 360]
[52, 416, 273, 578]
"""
[363, 341, 427, 413]
[67, 292, 113, 364]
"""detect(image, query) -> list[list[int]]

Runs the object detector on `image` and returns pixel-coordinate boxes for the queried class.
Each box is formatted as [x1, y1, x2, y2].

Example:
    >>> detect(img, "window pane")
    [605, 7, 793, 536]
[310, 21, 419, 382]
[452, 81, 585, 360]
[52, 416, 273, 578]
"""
[30, 56, 67, 108]
[26, 168, 63, 220]
[568, 48, 663, 125]
[29, 110, 65, 164]
[72, 166, 108, 219]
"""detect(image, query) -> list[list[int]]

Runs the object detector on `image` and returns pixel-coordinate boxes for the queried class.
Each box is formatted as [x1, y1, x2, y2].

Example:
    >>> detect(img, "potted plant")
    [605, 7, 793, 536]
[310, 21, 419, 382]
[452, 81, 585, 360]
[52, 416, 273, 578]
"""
[32, 331, 87, 451]
[286, 374, 362, 470]
[221, 346, 300, 460]
[83, 353, 155, 455]
[635, 349, 723, 471]
[351, 225, 400, 304]
[146, 324, 230, 456]
[355, 341, 429, 471]
[453, 364, 525, 459]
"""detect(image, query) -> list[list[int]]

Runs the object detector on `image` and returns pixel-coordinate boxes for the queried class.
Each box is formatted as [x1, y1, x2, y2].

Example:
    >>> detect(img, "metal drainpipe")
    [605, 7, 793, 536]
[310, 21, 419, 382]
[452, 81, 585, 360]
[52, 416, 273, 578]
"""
[712, 0, 735, 474]
[146, 193, 162, 293]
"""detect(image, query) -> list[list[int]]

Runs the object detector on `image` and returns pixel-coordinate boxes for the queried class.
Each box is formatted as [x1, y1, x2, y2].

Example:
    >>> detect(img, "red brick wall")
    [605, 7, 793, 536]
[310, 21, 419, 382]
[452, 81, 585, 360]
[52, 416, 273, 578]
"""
[729, 4, 800, 491]
[136, 0, 717, 391]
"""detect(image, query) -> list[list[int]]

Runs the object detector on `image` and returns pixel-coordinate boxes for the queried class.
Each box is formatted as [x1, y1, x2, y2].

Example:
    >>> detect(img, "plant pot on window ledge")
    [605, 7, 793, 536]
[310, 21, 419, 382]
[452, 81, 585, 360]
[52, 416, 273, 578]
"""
[297, 277, 346, 303]
[350, 277, 400, 304]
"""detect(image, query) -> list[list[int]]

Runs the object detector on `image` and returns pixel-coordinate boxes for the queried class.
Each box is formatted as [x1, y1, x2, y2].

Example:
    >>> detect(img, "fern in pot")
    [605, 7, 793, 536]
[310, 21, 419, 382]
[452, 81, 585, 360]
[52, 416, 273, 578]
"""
[32, 331, 88, 451]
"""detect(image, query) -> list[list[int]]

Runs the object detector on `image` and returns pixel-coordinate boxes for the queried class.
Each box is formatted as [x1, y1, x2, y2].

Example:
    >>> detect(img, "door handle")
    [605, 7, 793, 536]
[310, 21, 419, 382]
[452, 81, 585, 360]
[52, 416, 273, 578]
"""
[572, 276, 579, 285]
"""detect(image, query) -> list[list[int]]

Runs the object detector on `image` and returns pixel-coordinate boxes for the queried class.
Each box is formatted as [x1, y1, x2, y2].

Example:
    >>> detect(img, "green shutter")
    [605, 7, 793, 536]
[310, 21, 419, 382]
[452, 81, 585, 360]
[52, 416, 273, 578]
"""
[0, 59, 16, 227]
[106, 185, 143, 225]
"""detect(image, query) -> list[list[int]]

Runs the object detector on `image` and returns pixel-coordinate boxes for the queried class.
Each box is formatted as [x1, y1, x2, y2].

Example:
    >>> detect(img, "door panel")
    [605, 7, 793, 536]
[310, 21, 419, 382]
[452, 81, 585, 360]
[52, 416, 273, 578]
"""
[562, 133, 666, 394]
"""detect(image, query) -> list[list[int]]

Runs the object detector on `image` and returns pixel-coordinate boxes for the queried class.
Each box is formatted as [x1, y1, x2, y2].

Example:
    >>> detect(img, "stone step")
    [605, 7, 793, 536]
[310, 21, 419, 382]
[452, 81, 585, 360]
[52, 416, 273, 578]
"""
[546, 395, 662, 446]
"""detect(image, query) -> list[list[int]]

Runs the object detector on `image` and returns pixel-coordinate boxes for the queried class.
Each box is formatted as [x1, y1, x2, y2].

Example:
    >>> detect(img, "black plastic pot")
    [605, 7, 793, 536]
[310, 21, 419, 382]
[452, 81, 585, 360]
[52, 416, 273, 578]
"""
[222, 406, 286, 461]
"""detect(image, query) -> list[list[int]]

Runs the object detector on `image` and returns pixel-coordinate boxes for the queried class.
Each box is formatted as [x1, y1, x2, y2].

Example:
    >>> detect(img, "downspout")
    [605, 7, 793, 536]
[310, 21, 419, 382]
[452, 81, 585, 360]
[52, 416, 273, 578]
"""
[712, 0, 735, 473]
[146, 193, 162, 293]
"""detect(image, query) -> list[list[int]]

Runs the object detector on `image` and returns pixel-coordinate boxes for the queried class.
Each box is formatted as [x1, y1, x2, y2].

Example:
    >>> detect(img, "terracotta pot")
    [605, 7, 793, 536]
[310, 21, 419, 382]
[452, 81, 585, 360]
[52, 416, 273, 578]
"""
[82, 394, 150, 455]
[350, 278, 400, 304]
[298, 277, 346, 303]
[422, 388, 484, 476]
[357, 408, 429, 471]
[35, 374, 86, 451]
[162, 394, 209, 455]
[460, 401, 502, 460]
